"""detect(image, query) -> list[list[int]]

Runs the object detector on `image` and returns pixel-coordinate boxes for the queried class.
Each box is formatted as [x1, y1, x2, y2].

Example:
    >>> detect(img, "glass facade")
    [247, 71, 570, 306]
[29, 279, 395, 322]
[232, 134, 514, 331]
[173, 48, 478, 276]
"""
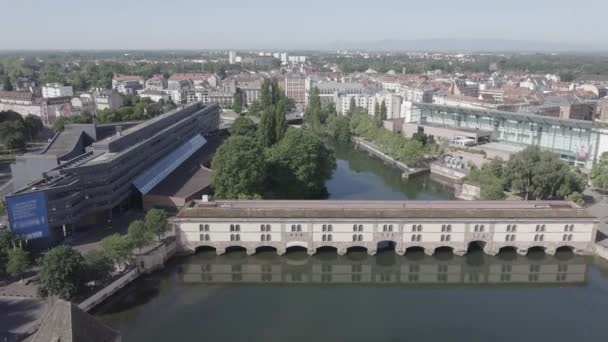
[412, 103, 607, 168]
[133, 134, 207, 194]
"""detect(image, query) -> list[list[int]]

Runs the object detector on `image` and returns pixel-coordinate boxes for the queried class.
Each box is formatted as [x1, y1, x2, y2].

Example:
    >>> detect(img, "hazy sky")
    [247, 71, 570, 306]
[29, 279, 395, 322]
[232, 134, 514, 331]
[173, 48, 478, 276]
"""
[2, 0, 606, 50]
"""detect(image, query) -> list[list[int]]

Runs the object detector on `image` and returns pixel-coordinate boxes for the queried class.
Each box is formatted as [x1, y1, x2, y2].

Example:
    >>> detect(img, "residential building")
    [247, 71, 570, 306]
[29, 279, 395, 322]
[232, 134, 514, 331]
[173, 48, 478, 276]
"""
[285, 73, 306, 104]
[534, 95, 596, 121]
[339, 92, 402, 119]
[308, 81, 366, 106]
[138, 89, 170, 103]
[111, 74, 144, 95]
[145, 74, 167, 91]
[168, 73, 218, 89]
[42, 83, 73, 99]
[0, 91, 72, 125]
[229, 51, 237, 64]
[94, 90, 124, 111]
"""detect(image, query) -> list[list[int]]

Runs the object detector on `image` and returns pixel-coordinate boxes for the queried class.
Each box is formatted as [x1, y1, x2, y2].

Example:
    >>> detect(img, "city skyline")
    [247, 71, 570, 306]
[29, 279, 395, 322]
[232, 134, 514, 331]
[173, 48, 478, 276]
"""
[2, 0, 608, 50]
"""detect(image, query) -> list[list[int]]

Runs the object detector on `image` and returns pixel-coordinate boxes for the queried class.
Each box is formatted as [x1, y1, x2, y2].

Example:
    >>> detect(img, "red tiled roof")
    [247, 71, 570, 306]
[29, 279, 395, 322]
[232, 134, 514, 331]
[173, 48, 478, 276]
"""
[169, 73, 211, 81]
[0, 91, 35, 101]
[113, 74, 143, 81]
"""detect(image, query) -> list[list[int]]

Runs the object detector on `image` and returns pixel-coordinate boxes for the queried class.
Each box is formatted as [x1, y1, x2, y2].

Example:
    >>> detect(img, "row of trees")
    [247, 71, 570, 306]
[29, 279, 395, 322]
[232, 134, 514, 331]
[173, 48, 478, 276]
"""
[466, 147, 587, 202]
[0, 110, 44, 150]
[349, 108, 433, 165]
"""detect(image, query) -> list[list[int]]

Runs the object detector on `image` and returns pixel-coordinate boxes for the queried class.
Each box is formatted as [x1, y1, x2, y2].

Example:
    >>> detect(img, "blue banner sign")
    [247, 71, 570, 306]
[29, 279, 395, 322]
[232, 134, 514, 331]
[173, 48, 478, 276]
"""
[6, 191, 50, 240]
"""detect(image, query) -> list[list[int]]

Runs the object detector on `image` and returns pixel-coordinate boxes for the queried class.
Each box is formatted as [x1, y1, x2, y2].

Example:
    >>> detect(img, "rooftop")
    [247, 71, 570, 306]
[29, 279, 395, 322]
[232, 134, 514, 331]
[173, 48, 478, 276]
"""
[177, 200, 595, 220]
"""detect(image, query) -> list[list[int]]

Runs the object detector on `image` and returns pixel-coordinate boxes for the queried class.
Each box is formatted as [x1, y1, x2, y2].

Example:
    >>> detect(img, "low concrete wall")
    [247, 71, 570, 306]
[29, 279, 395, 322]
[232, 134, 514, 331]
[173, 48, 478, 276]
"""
[353, 137, 429, 178]
[136, 240, 177, 274]
[78, 268, 140, 312]
[594, 243, 608, 261]
[430, 163, 467, 181]
[456, 183, 480, 201]
[78, 240, 177, 312]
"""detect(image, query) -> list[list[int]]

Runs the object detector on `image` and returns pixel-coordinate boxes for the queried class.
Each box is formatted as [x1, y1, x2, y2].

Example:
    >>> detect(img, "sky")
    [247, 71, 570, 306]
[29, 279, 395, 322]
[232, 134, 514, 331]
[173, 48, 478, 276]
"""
[1, 0, 607, 50]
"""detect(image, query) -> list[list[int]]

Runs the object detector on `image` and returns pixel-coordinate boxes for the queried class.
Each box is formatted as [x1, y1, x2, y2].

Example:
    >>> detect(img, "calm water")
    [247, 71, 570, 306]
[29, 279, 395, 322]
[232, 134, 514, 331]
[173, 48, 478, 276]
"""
[95, 143, 608, 341]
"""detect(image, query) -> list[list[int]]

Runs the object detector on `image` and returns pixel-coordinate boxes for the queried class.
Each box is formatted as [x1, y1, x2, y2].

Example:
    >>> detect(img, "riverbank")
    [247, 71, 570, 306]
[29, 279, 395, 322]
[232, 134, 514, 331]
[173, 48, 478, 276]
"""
[353, 137, 429, 178]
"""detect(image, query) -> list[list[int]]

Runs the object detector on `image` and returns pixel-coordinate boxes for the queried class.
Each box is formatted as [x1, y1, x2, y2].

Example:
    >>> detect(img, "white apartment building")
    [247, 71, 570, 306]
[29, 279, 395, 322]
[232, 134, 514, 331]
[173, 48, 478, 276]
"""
[42, 83, 73, 99]
[339, 92, 403, 119]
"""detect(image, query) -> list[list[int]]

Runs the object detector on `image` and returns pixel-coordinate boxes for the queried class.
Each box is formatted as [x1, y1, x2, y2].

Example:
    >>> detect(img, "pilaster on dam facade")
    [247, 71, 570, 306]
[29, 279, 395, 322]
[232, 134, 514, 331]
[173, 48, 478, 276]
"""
[174, 200, 598, 257]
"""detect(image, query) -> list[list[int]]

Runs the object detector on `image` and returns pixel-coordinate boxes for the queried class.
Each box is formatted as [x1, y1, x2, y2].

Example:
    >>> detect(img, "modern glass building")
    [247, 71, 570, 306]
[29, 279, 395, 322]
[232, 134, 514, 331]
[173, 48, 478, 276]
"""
[411, 103, 608, 168]
[6, 102, 220, 247]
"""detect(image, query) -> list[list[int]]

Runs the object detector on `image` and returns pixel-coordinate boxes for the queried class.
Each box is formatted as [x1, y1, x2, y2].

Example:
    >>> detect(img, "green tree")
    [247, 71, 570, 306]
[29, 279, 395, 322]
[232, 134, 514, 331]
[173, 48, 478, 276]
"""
[503, 146, 585, 200]
[232, 92, 243, 114]
[229, 116, 257, 138]
[72, 111, 94, 124]
[38, 246, 87, 299]
[144, 209, 169, 242]
[260, 79, 273, 109]
[328, 115, 352, 143]
[566, 191, 585, 206]
[0, 199, 6, 217]
[248, 100, 262, 116]
[380, 100, 387, 121]
[0, 120, 26, 150]
[2, 75, 13, 91]
[479, 175, 506, 200]
[6, 248, 29, 280]
[23, 115, 43, 141]
[274, 105, 288, 142]
[0, 230, 18, 277]
[257, 107, 276, 147]
[128, 220, 153, 252]
[304, 87, 322, 132]
[101, 234, 132, 269]
[211, 136, 267, 199]
[267, 128, 336, 198]
[591, 152, 608, 191]
[84, 250, 113, 283]
[348, 97, 357, 116]
[53, 116, 68, 132]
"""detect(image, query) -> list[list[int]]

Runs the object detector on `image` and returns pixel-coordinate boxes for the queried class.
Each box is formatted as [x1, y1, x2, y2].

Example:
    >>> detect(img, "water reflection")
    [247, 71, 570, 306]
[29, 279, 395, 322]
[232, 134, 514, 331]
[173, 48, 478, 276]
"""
[326, 143, 455, 200]
[178, 249, 586, 286]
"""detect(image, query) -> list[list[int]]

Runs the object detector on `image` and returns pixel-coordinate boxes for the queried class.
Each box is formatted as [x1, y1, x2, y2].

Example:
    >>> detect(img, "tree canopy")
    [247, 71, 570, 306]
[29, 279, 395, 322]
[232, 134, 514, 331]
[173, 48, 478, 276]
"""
[38, 246, 87, 299]
[101, 234, 132, 269]
[503, 146, 586, 200]
[145, 209, 169, 241]
[211, 136, 267, 199]
[128, 220, 153, 252]
[229, 116, 257, 138]
[591, 152, 608, 191]
[6, 248, 29, 280]
[267, 128, 336, 198]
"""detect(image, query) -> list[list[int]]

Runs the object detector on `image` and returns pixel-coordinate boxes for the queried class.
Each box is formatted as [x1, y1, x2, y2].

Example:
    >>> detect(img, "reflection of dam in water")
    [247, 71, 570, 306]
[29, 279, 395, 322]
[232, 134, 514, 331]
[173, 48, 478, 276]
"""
[178, 250, 587, 286]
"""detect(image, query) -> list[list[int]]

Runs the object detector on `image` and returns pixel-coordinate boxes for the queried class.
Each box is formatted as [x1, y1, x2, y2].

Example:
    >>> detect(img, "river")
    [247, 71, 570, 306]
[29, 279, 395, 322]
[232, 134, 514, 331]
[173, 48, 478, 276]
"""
[94, 143, 608, 342]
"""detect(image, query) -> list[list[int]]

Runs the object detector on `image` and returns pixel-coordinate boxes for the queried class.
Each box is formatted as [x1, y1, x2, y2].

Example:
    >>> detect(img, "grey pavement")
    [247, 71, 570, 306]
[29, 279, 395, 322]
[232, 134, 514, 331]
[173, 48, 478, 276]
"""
[584, 189, 608, 242]
[0, 297, 48, 339]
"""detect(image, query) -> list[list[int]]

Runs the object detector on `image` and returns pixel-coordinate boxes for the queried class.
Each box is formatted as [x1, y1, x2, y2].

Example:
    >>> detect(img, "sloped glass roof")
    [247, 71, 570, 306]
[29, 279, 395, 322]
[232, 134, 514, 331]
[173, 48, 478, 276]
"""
[133, 134, 207, 194]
